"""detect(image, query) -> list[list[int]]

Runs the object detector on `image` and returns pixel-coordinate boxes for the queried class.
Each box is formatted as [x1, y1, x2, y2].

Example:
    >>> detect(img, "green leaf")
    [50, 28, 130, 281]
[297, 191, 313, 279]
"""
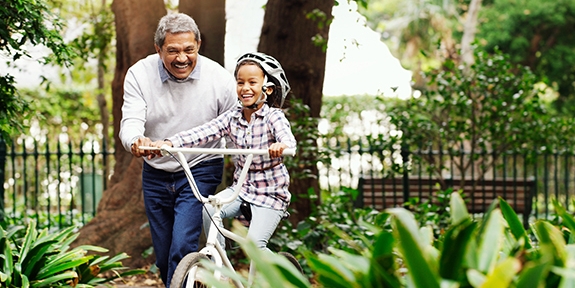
[533, 221, 567, 267]
[310, 253, 356, 286]
[31, 271, 77, 288]
[36, 256, 90, 279]
[388, 208, 440, 288]
[552, 199, 575, 238]
[476, 209, 504, 274]
[500, 197, 532, 249]
[439, 220, 477, 280]
[21, 239, 61, 277]
[480, 257, 521, 287]
[515, 260, 549, 288]
[369, 231, 401, 288]
[450, 192, 470, 225]
[0, 234, 13, 286]
[467, 269, 486, 287]
[18, 220, 38, 266]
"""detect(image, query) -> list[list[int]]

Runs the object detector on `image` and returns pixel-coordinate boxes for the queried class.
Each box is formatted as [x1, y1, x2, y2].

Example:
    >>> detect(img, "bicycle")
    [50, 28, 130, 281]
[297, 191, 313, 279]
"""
[140, 146, 303, 288]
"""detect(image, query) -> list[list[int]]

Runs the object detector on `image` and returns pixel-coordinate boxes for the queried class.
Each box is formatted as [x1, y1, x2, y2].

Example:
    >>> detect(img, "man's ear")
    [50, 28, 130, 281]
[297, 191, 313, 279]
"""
[154, 44, 161, 54]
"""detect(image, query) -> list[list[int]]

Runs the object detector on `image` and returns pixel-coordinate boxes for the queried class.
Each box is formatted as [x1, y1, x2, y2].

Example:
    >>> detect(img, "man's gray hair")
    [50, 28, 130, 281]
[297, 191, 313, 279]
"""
[154, 13, 201, 48]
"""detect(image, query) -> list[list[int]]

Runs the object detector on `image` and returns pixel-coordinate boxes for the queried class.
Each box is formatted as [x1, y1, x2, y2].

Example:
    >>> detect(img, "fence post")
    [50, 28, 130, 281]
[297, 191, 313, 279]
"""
[0, 137, 6, 222]
[401, 144, 410, 204]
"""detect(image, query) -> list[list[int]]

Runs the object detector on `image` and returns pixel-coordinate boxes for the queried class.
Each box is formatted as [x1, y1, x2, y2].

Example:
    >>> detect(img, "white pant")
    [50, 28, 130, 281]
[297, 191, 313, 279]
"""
[202, 187, 284, 251]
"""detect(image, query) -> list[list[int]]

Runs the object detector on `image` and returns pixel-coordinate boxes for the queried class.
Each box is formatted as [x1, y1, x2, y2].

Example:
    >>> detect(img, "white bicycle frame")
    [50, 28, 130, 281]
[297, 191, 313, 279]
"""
[139, 146, 296, 287]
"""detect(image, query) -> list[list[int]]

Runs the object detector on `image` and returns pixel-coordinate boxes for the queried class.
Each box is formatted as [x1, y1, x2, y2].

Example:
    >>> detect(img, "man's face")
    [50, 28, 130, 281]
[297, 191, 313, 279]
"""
[155, 32, 201, 80]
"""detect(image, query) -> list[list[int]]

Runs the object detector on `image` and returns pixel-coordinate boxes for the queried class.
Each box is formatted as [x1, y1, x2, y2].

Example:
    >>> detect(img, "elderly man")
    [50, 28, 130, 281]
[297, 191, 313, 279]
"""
[119, 13, 237, 287]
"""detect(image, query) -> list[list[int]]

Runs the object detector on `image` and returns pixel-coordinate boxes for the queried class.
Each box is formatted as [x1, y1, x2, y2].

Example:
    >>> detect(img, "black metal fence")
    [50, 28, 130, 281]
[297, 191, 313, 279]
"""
[317, 140, 575, 220]
[2, 135, 575, 229]
[0, 137, 114, 229]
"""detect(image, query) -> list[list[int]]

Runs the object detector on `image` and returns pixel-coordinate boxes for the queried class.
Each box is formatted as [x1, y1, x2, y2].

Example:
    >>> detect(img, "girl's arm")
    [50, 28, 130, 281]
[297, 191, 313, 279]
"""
[149, 109, 235, 155]
[268, 110, 297, 158]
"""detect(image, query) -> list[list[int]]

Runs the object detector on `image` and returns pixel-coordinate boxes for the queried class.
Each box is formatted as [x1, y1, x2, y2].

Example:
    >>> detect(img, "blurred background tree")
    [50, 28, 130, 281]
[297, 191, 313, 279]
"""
[0, 0, 74, 139]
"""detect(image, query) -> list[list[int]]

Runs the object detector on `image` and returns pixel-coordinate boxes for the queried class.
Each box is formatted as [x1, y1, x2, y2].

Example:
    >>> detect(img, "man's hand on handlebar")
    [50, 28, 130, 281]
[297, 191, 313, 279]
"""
[131, 138, 173, 160]
[269, 143, 288, 159]
[148, 140, 174, 158]
[131, 137, 156, 159]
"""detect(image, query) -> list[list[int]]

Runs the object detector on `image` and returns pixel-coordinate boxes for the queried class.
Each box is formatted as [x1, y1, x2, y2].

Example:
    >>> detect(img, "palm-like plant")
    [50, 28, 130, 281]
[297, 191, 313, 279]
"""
[0, 220, 143, 287]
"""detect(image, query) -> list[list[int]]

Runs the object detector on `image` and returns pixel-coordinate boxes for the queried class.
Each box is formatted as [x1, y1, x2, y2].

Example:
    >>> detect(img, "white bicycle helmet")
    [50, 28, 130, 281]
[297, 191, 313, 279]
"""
[235, 52, 291, 108]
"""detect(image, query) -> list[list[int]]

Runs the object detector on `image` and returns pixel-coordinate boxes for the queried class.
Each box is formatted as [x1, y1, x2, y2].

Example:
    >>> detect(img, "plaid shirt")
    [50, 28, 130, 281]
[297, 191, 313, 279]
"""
[168, 104, 296, 210]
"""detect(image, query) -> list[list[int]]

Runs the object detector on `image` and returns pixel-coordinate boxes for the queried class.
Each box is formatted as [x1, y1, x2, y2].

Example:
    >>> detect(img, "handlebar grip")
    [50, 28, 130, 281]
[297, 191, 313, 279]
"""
[283, 148, 297, 157]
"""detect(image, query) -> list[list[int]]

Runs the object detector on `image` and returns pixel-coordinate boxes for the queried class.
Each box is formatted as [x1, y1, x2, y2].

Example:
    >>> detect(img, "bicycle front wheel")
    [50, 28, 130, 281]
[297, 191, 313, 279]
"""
[170, 252, 210, 288]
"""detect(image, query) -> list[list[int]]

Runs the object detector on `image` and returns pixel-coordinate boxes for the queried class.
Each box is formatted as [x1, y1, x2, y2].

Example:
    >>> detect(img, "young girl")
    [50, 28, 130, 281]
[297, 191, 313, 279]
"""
[152, 52, 296, 255]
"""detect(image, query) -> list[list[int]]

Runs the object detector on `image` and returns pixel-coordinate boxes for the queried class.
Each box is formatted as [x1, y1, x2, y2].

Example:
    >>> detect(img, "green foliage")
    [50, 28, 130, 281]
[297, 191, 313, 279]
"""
[0, 219, 144, 287]
[478, 0, 575, 111]
[386, 48, 575, 179]
[0, 0, 75, 139]
[285, 98, 329, 180]
[193, 221, 310, 288]
[270, 187, 386, 271]
[20, 88, 102, 138]
[267, 192, 575, 287]
[0, 75, 29, 140]
[404, 186, 454, 238]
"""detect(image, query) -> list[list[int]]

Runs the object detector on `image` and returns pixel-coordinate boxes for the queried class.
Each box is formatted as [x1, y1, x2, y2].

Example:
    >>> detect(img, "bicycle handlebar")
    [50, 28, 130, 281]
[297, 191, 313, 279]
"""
[138, 146, 296, 157]
[138, 145, 295, 206]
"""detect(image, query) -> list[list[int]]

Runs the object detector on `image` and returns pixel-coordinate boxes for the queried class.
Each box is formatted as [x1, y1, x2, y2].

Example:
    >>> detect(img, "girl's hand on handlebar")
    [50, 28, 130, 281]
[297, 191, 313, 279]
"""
[269, 143, 288, 158]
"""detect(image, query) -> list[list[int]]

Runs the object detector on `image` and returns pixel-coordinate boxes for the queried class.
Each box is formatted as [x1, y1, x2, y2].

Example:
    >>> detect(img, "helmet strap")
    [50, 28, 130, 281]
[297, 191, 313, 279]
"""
[245, 92, 267, 110]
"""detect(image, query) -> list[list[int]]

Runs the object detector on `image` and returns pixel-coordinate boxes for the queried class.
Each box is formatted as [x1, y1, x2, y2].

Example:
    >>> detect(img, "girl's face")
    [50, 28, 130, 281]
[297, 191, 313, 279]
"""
[236, 63, 271, 108]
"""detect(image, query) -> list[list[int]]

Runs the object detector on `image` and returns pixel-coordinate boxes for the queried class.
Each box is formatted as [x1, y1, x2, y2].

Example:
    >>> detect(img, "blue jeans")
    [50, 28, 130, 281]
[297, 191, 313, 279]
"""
[142, 158, 223, 287]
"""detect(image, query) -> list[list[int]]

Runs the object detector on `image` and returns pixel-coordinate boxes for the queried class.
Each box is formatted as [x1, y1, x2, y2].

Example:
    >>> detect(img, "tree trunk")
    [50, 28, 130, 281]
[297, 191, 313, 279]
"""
[460, 0, 482, 66]
[179, 0, 226, 66]
[258, 0, 334, 223]
[73, 0, 166, 270]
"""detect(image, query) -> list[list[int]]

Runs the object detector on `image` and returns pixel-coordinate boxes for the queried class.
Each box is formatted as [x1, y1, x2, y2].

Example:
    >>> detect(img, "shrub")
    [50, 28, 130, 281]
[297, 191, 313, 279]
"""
[0, 219, 143, 287]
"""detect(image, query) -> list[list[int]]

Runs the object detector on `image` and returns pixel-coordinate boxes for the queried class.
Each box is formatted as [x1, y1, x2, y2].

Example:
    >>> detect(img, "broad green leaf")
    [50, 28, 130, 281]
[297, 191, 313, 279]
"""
[533, 221, 567, 267]
[236, 226, 308, 288]
[0, 271, 9, 283]
[387, 208, 424, 244]
[307, 256, 351, 288]
[553, 199, 575, 239]
[198, 259, 242, 288]
[440, 220, 477, 280]
[450, 192, 470, 225]
[369, 231, 401, 288]
[389, 208, 440, 288]
[500, 197, 532, 249]
[477, 209, 504, 273]
[479, 257, 521, 288]
[467, 269, 486, 287]
[315, 253, 356, 284]
[515, 260, 549, 288]
[329, 247, 370, 274]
